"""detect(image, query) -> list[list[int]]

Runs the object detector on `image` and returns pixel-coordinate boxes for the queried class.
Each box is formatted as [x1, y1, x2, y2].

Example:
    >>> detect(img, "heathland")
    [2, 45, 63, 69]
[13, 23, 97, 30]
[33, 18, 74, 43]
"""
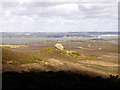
[2, 39, 120, 88]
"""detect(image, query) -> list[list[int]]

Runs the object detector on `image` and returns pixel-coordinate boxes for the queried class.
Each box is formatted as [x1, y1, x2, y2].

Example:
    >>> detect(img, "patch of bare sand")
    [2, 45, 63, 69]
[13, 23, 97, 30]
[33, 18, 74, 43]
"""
[47, 59, 64, 66]
[47, 59, 113, 78]
[3, 58, 117, 78]
[78, 60, 118, 67]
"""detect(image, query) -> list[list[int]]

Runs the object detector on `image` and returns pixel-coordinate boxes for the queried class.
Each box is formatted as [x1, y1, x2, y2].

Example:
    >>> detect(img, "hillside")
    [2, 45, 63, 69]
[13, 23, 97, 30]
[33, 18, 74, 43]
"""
[2, 40, 120, 88]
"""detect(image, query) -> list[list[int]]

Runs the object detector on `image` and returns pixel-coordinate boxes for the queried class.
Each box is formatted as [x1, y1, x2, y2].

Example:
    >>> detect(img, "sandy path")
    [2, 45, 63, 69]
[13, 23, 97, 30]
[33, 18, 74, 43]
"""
[47, 59, 114, 78]
[78, 60, 118, 67]
[3, 58, 118, 78]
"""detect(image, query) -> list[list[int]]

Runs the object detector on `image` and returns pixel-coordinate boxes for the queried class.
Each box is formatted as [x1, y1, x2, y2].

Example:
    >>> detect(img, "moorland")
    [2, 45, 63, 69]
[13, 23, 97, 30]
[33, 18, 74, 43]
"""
[2, 39, 120, 88]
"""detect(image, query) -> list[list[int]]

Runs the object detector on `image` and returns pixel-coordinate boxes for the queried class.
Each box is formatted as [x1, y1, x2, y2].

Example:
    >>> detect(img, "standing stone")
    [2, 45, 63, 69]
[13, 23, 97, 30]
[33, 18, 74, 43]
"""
[55, 43, 64, 50]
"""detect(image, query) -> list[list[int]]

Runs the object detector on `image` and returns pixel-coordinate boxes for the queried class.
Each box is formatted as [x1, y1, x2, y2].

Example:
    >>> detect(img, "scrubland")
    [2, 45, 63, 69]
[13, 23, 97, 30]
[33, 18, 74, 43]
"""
[2, 40, 120, 88]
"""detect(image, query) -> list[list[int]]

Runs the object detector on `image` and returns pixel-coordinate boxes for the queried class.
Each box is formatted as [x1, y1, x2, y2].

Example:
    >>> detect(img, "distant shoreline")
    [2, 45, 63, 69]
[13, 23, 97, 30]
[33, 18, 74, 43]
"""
[1, 32, 118, 44]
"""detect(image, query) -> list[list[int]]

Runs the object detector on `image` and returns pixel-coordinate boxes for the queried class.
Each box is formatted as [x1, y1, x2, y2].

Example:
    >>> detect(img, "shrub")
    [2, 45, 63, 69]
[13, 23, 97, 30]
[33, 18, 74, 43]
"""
[40, 48, 56, 53]
[109, 75, 120, 87]
[18, 59, 34, 64]
[83, 55, 96, 60]
[72, 52, 81, 56]
[68, 52, 81, 58]
[58, 49, 67, 55]
[33, 56, 43, 61]
[68, 51, 96, 60]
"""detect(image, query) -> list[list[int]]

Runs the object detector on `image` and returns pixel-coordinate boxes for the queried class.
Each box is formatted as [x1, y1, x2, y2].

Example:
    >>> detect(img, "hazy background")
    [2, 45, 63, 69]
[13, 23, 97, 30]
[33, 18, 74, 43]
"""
[0, 0, 118, 32]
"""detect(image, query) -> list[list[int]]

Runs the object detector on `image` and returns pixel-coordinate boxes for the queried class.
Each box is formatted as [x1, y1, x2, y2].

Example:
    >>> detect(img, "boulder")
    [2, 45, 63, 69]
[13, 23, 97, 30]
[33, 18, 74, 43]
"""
[55, 43, 64, 50]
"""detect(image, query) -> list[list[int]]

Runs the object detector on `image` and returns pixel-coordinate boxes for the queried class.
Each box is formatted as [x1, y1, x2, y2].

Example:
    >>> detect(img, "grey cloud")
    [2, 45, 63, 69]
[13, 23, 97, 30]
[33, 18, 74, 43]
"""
[1, 1, 118, 32]
[79, 4, 105, 12]
[2, 2, 117, 19]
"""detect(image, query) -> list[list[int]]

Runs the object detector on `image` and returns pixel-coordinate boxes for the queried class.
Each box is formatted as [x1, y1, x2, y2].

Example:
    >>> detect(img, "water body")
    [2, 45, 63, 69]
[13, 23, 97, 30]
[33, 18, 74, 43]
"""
[1, 36, 118, 44]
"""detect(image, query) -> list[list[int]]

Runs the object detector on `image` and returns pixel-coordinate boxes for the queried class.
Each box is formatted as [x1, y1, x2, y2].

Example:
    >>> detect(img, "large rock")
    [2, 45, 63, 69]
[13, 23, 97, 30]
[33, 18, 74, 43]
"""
[55, 43, 64, 50]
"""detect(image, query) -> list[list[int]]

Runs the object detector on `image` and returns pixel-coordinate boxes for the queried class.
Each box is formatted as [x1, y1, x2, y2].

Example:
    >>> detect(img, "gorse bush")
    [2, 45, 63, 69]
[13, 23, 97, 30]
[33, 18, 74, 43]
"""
[68, 52, 81, 58]
[68, 51, 96, 60]
[40, 48, 57, 53]
[72, 52, 81, 56]
[58, 49, 67, 55]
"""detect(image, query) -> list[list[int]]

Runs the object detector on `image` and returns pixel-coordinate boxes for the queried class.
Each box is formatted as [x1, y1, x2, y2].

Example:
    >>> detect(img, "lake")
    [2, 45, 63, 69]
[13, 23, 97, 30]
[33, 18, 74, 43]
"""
[1, 36, 118, 44]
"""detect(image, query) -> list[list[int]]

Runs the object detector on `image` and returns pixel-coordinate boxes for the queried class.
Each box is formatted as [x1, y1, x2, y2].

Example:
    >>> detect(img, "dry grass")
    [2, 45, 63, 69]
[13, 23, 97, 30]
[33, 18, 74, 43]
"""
[2, 48, 43, 64]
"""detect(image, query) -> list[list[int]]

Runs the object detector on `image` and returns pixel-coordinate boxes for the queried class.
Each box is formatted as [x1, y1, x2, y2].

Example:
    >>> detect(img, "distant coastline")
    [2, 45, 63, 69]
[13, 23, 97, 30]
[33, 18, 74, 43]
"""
[1, 32, 118, 44]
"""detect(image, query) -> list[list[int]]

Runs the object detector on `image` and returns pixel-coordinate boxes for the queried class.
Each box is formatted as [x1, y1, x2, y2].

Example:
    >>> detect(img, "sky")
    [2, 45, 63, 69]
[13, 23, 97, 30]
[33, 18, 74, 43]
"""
[0, 0, 119, 32]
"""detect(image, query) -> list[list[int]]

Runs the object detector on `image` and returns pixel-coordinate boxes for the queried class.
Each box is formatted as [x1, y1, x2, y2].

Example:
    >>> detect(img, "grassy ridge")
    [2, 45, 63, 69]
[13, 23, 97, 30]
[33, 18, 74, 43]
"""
[2, 48, 120, 88]
[2, 48, 98, 65]
[38, 48, 96, 60]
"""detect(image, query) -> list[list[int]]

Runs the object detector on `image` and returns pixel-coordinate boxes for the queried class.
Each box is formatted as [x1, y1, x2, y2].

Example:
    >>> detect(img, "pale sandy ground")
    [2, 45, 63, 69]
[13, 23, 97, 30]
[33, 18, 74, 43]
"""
[3, 58, 118, 78]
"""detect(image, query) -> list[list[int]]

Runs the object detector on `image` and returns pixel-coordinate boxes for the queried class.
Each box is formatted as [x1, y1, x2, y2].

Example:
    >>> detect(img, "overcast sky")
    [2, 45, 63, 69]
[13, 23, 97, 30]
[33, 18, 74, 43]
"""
[0, 0, 119, 32]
